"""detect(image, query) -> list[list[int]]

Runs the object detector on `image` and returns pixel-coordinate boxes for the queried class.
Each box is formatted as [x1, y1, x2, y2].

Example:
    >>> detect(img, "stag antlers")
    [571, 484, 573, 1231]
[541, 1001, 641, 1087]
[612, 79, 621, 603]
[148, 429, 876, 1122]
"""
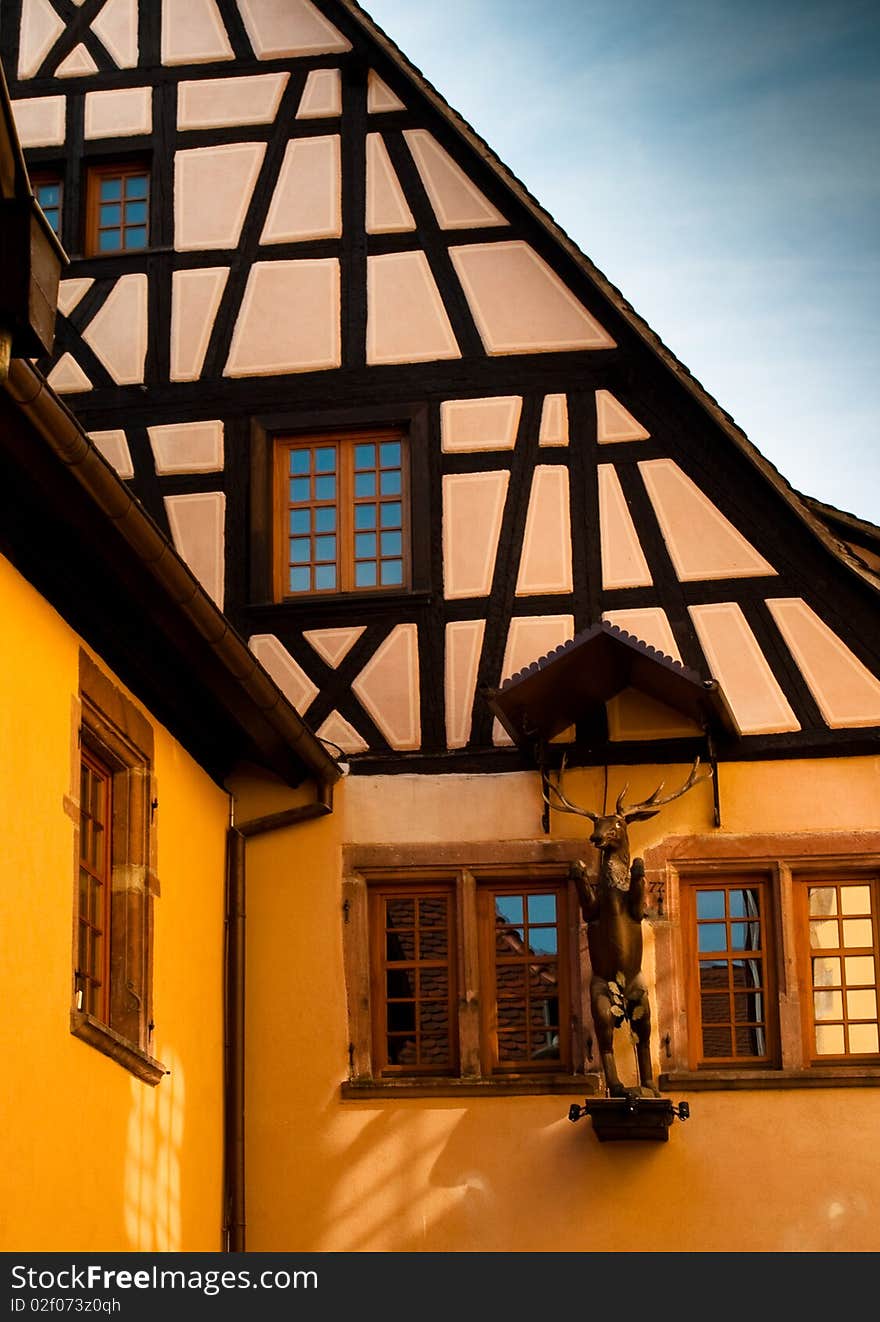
[543, 755, 712, 822]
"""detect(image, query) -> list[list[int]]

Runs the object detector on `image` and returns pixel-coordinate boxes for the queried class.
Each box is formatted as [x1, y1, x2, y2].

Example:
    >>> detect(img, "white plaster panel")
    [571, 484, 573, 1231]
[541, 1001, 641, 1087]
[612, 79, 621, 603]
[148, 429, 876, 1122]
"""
[689, 602, 800, 735]
[367, 71, 406, 113]
[56, 44, 98, 78]
[596, 389, 650, 443]
[165, 492, 226, 608]
[303, 626, 366, 668]
[11, 97, 66, 148]
[84, 86, 152, 139]
[640, 459, 777, 581]
[450, 241, 616, 354]
[598, 464, 653, 589]
[601, 607, 681, 663]
[148, 420, 224, 474]
[315, 711, 369, 756]
[539, 394, 569, 447]
[224, 258, 341, 376]
[57, 278, 94, 317]
[18, 0, 64, 79]
[442, 471, 509, 599]
[440, 396, 521, 452]
[297, 68, 342, 119]
[82, 274, 148, 385]
[515, 466, 573, 595]
[261, 136, 341, 244]
[237, 0, 352, 59]
[92, 0, 139, 69]
[89, 429, 133, 479]
[494, 615, 575, 744]
[403, 129, 506, 229]
[170, 266, 229, 382]
[366, 133, 415, 234]
[607, 688, 703, 742]
[177, 73, 287, 129]
[161, 0, 235, 65]
[445, 619, 486, 749]
[47, 354, 91, 394]
[248, 633, 319, 713]
[351, 624, 421, 750]
[367, 251, 460, 364]
[766, 598, 880, 728]
[174, 142, 266, 251]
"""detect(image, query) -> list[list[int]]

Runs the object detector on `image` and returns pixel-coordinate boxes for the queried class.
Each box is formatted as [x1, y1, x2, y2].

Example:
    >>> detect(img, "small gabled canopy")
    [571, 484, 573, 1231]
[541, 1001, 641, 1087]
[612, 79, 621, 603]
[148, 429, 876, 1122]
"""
[486, 621, 735, 751]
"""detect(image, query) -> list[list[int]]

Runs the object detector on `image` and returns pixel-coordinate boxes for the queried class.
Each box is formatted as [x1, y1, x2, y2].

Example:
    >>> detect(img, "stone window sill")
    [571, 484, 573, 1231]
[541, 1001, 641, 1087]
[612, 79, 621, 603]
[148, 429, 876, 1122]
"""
[341, 1073, 604, 1100]
[660, 1067, 880, 1091]
[71, 1010, 167, 1086]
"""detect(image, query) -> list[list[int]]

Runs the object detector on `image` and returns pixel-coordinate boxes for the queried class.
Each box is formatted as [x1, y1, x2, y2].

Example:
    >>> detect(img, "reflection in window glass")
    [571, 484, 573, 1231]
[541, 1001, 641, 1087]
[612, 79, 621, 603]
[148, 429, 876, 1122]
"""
[803, 881, 879, 1060]
[689, 880, 773, 1065]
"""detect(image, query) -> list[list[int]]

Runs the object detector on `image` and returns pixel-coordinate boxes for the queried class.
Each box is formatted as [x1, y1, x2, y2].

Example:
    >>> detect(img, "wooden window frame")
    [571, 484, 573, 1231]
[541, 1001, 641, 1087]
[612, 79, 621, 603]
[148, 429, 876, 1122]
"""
[70, 652, 165, 1085]
[273, 429, 411, 600]
[645, 831, 880, 1090]
[342, 845, 591, 1098]
[84, 160, 150, 257]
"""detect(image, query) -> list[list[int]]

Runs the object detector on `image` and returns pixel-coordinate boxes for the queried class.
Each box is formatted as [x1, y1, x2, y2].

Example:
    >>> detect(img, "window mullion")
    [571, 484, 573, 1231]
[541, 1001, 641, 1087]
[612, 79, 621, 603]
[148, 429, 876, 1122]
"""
[457, 870, 482, 1080]
[776, 861, 805, 1069]
[339, 441, 354, 593]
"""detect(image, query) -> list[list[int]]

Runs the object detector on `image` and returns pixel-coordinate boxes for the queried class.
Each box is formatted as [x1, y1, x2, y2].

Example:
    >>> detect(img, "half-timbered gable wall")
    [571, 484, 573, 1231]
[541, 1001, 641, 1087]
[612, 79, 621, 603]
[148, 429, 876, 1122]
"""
[6, 0, 880, 774]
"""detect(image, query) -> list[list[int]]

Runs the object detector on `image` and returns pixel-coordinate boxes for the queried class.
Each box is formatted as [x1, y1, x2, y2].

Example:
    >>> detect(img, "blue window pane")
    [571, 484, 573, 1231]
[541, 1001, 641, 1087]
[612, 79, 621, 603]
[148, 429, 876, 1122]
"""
[100, 178, 122, 201]
[355, 562, 377, 587]
[380, 441, 401, 466]
[314, 446, 336, 472]
[289, 450, 310, 476]
[495, 896, 523, 925]
[289, 566, 310, 592]
[126, 175, 148, 199]
[290, 478, 310, 502]
[314, 536, 336, 561]
[380, 502, 401, 529]
[380, 560, 403, 585]
[98, 229, 121, 251]
[125, 199, 148, 225]
[315, 475, 336, 500]
[696, 891, 725, 920]
[528, 928, 557, 956]
[126, 226, 147, 249]
[314, 507, 336, 532]
[355, 533, 376, 558]
[528, 895, 557, 924]
[354, 443, 376, 469]
[380, 531, 402, 557]
[37, 183, 60, 207]
[100, 203, 121, 226]
[355, 472, 376, 498]
[731, 923, 761, 952]
[290, 538, 311, 564]
[698, 924, 727, 953]
[315, 564, 337, 590]
[42, 208, 60, 234]
[728, 890, 758, 919]
[354, 504, 376, 530]
[289, 509, 310, 534]
[380, 470, 401, 496]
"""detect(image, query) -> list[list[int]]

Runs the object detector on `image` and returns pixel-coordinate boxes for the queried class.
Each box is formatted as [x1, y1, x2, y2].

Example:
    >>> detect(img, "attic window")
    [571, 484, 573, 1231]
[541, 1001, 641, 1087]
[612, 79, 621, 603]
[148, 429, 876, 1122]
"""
[86, 162, 149, 255]
[274, 430, 409, 597]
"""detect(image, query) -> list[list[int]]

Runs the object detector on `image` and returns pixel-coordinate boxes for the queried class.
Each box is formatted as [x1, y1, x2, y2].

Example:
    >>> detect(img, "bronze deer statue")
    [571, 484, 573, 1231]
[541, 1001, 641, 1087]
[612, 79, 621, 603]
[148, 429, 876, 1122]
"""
[545, 758, 712, 1098]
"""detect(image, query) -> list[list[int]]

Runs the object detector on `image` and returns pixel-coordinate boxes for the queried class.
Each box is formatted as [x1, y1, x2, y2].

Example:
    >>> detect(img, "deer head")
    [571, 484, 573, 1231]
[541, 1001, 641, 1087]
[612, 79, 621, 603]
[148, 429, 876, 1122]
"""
[544, 756, 712, 854]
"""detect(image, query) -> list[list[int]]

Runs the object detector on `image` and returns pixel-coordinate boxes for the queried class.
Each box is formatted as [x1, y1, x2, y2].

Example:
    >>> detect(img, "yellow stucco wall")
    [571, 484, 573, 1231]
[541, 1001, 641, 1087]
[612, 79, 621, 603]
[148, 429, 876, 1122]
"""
[0, 555, 229, 1251]
[242, 760, 880, 1253]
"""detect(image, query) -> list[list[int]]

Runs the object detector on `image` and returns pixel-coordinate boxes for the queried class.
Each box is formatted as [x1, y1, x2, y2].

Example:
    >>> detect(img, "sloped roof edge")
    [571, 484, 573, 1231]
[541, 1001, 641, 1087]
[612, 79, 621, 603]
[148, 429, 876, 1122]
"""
[2, 356, 342, 789]
[340, 2, 879, 597]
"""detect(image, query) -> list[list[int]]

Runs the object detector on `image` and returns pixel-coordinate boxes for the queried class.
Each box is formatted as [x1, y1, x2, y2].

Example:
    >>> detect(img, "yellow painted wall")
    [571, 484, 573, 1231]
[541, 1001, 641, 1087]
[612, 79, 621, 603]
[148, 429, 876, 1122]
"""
[242, 761, 880, 1253]
[0, 555, 229, 1251]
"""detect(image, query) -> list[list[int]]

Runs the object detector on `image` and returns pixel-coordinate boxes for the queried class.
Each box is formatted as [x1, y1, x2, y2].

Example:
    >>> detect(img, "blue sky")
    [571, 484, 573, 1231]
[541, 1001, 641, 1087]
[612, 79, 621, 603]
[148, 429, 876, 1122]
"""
[362, 0, 880, 523]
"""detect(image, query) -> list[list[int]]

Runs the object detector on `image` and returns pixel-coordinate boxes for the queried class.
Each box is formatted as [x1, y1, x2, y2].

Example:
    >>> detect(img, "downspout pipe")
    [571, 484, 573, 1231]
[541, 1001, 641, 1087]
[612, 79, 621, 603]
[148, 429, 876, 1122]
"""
[224, 779, 335, 1254]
